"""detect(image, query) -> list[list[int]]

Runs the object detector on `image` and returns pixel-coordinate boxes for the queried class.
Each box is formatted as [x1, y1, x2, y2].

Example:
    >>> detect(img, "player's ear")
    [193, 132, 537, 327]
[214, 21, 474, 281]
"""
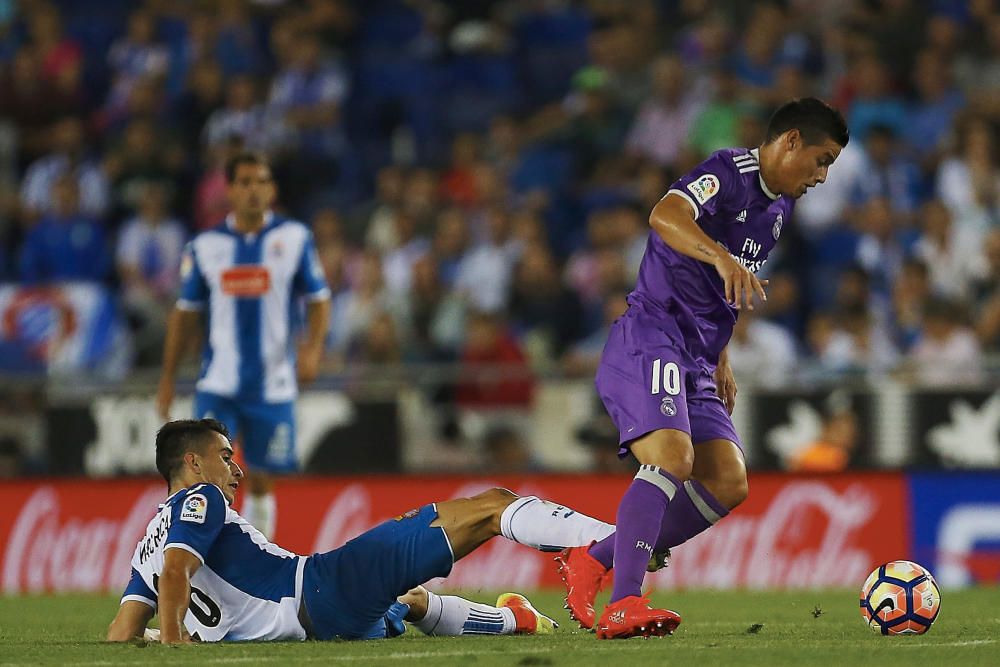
[785, 128, 801, 151]
[184, 450, 200, 473]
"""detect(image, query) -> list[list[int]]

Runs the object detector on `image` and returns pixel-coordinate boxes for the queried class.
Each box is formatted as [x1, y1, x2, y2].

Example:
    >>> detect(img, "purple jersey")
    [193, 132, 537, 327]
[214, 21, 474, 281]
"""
[630, 147, 795, 368]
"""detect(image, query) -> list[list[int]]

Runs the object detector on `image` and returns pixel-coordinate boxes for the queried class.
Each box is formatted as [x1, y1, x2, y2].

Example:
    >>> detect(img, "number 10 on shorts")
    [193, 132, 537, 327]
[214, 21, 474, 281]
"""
[651, 359, 681, 396]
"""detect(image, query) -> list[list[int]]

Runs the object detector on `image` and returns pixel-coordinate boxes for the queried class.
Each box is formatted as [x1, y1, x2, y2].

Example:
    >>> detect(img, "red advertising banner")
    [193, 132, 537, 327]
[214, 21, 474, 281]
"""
[0, 473, 909, 594]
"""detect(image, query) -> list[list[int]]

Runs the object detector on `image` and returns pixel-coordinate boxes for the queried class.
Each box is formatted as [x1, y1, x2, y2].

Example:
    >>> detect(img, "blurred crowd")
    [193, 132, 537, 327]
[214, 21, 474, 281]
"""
[1, 0, 999, 390]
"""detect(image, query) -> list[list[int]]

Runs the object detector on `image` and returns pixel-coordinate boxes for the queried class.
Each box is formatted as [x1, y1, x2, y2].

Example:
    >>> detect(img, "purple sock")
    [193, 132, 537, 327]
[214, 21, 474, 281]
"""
[609, 465, 681, 602]
[588, 533, 615, 569]
[587, 479, 731, 568]
[654, 479, 729, 551]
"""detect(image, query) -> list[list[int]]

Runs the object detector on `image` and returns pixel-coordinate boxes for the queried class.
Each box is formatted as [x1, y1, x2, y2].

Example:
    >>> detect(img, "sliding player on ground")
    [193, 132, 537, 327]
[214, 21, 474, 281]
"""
[107, 419, 631, 643]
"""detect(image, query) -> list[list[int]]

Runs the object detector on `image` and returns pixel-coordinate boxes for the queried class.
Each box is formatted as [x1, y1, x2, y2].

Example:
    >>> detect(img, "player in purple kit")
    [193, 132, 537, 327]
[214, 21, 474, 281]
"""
[556, 98, 849, 639]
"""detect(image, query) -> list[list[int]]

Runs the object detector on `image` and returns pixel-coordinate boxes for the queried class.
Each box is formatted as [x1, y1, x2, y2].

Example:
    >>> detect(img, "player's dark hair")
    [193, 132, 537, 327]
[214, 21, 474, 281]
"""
[224, 151, 269, 183]
[155, 419, 231, 486]
[765, 98, 849, 148]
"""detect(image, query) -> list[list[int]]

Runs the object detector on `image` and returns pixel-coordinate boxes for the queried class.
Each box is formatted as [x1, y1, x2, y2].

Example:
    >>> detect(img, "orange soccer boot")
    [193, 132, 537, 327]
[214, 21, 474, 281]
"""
[554, 544, 609, 629]
[595, 594, 681, 640]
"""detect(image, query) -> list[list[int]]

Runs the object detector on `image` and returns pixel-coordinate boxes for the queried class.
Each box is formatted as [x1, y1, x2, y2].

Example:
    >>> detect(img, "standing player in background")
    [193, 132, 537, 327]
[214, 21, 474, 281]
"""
[557, 99, 849, 639]
[156, 153, 330, 539]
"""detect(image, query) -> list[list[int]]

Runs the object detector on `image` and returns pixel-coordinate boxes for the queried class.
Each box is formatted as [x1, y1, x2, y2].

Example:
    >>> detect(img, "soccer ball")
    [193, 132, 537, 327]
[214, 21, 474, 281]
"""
[859, 560, 941, 635]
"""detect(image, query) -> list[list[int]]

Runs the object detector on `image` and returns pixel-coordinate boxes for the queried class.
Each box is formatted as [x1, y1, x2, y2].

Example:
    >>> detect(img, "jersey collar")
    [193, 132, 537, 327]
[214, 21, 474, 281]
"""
[750, 148, 780, 201]
[225, 211, 275, 237]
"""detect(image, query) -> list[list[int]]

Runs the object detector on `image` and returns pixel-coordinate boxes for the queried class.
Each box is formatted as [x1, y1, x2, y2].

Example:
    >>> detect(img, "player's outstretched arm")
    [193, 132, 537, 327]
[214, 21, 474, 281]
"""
[158, 547, 202, 644]
[650, 195, 767, 310]
[157, 308, 201, 420]
[106, 601, 155, 642]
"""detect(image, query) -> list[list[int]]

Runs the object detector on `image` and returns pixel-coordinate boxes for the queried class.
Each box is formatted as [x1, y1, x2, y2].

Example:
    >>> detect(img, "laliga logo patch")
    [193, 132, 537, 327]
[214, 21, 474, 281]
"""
[180, 493, 208, 524]
[686, 174, 720, 205]
[660, 396, 677, 417]
[395, 508, 420, 521]
[772, 213, 783, 240]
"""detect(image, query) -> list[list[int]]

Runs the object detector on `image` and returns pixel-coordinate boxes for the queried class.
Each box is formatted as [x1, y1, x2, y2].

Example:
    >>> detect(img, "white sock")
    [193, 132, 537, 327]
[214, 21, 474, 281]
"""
[413, 591, 516, 636]
[499, 496, 614, 552]
[244, 493, 277, 540]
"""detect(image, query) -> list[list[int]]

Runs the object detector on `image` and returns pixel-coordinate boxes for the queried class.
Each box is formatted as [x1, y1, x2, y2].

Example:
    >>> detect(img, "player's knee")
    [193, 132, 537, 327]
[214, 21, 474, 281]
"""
[631, 431, 695, 479]
[466, 487, 517, 535]
[716, 475, 749, 510]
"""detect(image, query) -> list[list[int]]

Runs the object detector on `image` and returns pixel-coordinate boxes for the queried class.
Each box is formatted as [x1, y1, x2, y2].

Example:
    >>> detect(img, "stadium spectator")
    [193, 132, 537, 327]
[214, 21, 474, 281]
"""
[327, 250, 394, 358]
[687, 67, 745, 158]
[0, 48, 85, 169]
[396, 253, 465, 361]
[973, 229, 1000, 352]
[891, 258, 933, 352]
[27, 4, 83, 95]
[102, 117, 185, 221]
[912, 199, 988, 300]
[903, 49, 966, 161]
[624, 54, 704, 168]
[455, 311, 533, 409]
[843, 53, 908, 143]
[116, 181, 186, 364]
[356, 165, 406, 250]
[203, 74, 291, 154]
[508, 243, 587, 367]
[19, 175, 111, 283]
[20, 117, 108, 221]
[906, 298, 984, 386]
[172, 58, 225, 155]
[935, 116, 1000, 235]
[454, 207, 519, 313]
[429, 207, 469, 288]
[267, 29, 349, 204]
[726, 307, 799, 389]
[850, 124, 923, 216]
[381, 210, 430, 296]
[107, 9, 172, 116]
[853, 197, 918, 298]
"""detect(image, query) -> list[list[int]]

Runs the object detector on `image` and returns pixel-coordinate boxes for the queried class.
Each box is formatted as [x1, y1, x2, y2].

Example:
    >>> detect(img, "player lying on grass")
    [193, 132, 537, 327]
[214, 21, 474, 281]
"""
[107, 418, 656, 644]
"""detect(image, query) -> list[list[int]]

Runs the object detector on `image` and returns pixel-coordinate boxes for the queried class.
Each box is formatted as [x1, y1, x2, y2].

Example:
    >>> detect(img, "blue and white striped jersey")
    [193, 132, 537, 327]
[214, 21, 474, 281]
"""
[177, 212, 330, 403]
[121, 483, 307, 642]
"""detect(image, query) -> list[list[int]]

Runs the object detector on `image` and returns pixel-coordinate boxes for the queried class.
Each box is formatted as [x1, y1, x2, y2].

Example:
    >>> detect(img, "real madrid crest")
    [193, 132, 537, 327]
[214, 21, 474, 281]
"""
[660, 396, 677, 417]
[772, 212, 783, 240]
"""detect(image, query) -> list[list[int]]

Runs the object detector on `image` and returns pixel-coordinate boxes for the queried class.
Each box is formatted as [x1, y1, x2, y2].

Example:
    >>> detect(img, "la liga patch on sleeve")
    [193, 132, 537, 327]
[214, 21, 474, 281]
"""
[687, 174, 721, 205]
[180, 493, 208, 524]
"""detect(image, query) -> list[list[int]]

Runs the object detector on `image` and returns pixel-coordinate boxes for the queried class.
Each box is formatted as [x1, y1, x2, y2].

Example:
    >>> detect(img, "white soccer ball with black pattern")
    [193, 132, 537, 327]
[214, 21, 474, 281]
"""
[859, 560, 941, 635]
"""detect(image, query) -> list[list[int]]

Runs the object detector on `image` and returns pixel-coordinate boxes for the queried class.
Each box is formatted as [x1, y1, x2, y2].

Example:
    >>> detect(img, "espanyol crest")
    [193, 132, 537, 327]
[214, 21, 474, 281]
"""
[772, 213, 783, 240]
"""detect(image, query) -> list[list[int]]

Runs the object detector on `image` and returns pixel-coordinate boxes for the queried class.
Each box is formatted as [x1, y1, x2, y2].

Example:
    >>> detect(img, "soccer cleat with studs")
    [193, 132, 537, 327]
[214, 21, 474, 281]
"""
[497, 593, 559, 634]
[554, 544, 608, 629]
[554, 544, 671, 630]
[595, 594, 681, 640]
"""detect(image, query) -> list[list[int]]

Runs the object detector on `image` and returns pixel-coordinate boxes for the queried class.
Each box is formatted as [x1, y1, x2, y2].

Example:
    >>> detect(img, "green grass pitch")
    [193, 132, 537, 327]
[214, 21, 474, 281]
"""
[2, 588, 998, 666]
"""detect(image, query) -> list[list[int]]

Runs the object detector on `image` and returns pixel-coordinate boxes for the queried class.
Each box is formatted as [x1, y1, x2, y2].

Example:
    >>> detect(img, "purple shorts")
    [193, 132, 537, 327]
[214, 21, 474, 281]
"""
[595, 306, 741, 457]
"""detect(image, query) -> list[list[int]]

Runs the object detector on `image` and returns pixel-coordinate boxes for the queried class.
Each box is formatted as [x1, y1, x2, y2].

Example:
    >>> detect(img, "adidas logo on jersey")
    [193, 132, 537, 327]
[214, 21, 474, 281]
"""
[736, 209, 747, 223]
[733, 152, 759, 174]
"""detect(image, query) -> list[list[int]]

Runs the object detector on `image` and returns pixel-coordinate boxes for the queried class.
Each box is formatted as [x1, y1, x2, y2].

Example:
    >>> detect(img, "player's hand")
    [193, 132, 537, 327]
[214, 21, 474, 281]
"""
[715, 359, 738, 415]
[296, 345, 323, 385]
[156, 376, 175, 421]
[713, 254, 768, 310]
